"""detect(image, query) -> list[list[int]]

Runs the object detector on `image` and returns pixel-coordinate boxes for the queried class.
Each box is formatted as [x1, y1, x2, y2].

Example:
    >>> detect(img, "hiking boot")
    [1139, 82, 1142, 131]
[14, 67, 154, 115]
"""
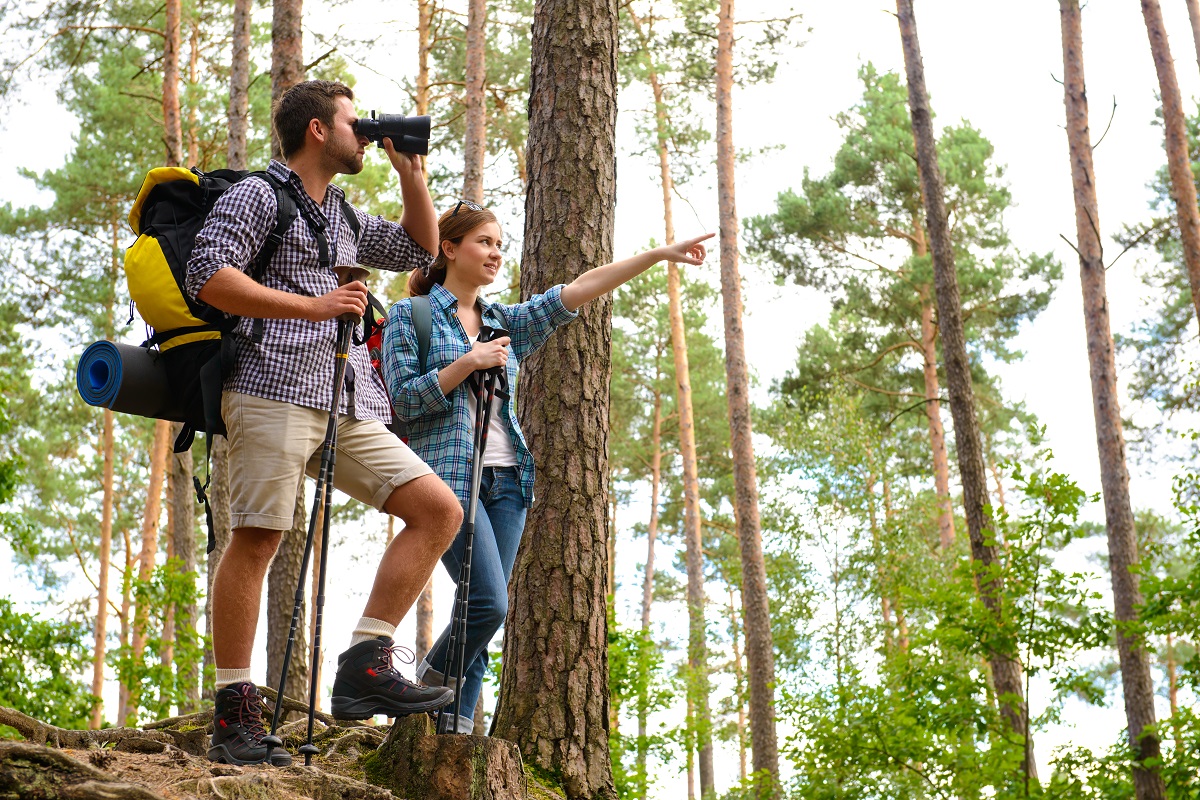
[331, 636, 454, 720]
[207, 682, 292, 767]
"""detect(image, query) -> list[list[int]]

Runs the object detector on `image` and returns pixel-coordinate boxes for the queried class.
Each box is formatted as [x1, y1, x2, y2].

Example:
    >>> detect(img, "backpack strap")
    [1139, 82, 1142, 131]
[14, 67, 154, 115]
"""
[411, 294, 432, 374]
[341, 198, 362, 244]
[248, 173, 300, 344]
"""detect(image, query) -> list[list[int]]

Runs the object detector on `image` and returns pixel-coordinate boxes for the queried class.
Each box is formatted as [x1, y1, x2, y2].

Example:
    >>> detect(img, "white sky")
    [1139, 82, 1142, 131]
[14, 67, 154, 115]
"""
[2, 0, 1198, 794]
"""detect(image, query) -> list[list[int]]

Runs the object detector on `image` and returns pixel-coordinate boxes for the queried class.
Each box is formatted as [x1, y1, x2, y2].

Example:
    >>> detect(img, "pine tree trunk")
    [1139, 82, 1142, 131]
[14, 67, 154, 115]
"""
[270, 0, 304, 160]
[490, 0, 618, 795]
[117, 529, 134, 723]
[1142, 0, 1200, 327]
[162, 481, 177, 713]
[267, 487, 309, 708]
[462, 0, 487, 203]
[636, 392, 663, 796]
[1060, 4, 1166, 796]
[127, 420, 172, 726]
[203, 435, 233, 701]
[163, 0, 183, 165]
[1188, 0, 1200, 76]
[227, 0, 252, 170]
[416, 0, 435, 182]
[170, 440, 199, 712]
[90, 408, 115, 730]
[728, 585, 748, 783]
[715, 0, 779, 793]
[895, 0, 1036, 784]
[308, 511, 323, 712]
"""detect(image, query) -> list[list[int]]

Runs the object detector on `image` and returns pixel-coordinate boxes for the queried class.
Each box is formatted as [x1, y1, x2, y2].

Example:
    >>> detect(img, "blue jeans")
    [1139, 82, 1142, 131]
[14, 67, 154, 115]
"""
[425, 466, 526, 719]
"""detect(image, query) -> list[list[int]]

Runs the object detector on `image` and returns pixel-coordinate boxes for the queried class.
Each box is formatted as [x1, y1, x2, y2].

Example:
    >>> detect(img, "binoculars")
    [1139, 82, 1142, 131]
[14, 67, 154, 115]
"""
[355, 111, 432, 155]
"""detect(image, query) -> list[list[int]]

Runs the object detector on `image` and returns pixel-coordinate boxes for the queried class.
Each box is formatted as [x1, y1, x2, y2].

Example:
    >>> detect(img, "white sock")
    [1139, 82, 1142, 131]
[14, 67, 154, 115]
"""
[215, 667, 253, 690]
[350, 617, 396, 647]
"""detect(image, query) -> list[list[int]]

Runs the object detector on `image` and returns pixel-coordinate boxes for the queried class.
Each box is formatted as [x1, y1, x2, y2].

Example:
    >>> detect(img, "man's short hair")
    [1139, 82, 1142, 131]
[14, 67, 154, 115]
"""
[273, 80, 355, 159]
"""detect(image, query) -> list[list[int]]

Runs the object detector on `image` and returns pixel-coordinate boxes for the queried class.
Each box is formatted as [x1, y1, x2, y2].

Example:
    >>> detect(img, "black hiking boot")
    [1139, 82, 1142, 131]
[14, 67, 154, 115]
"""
[330, 636, 454, 720]
[207, 682, 292, 767]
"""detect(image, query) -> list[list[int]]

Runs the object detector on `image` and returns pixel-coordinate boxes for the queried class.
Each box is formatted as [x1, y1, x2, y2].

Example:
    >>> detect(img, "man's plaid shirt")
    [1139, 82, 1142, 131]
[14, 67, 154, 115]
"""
[381, 282, 577, 507]
[186, 160, 433, 422]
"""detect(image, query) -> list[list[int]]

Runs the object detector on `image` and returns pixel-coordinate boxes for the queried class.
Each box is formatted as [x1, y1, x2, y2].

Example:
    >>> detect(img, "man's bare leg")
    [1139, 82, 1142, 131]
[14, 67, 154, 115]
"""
[362, 473, 463, 625]
[212, 528, 283, 669]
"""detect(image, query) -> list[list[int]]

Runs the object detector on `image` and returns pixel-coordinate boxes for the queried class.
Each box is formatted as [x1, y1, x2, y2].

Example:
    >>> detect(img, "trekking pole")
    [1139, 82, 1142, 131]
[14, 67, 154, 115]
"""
[266, 266, 369, 765]
[438, 325, 508, 734]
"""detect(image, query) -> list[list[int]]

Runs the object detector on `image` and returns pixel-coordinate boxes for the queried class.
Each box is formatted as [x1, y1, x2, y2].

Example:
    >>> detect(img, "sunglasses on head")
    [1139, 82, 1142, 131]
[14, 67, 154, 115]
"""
[452, 199, 484, 216]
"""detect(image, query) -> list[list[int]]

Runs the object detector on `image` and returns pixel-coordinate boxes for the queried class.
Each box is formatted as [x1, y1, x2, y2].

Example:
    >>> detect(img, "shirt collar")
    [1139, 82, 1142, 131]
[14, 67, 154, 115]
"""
[267, 160, 346, 204]
[427, 282, 499, 317]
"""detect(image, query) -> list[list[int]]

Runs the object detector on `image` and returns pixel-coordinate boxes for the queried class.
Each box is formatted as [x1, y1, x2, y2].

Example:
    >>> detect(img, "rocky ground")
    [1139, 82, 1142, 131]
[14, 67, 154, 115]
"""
[0, 695, 564, 800]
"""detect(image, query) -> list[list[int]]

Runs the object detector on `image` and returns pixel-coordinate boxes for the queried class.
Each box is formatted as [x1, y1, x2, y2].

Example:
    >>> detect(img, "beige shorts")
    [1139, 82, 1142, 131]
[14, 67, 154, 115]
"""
[222, 391, 434, 530]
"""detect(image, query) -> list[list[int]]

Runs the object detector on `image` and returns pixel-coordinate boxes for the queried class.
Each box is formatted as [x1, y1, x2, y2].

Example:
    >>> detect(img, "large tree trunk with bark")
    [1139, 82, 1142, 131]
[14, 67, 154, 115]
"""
[1059, 4, 1166, 796]
[267, 488, 310, 707]
[227, 0, 252, 170]
[270, 0, 304, 161]
[126, 420, 172, 726]
[715, 0, 779, 794]
[90, 408, 115, 730]
[895, 0, 1036, 784]
[490, 0, 618, 796]
[462, 0, 487, 203]
[1141, 0, 1200, 328]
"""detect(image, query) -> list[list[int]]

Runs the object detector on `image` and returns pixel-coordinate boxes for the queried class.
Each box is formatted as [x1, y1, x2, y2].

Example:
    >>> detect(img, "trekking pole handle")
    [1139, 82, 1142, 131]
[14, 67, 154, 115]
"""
[333, 265, 371, 323]
[477, 325, 510, 377]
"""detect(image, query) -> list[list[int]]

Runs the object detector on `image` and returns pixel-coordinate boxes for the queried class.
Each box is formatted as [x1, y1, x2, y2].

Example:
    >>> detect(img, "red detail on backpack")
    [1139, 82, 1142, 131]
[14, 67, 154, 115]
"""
[367, 311, 410, 444]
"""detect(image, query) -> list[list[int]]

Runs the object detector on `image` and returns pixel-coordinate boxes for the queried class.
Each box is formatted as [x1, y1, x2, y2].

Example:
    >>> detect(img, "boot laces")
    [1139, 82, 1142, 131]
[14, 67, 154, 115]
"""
[376, 642, 416, 679]
[233, 685, 268, 743]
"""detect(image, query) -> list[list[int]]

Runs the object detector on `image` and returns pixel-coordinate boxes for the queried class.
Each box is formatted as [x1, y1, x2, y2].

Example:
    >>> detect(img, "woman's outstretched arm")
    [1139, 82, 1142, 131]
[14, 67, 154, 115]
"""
[559, 233, 714, 312]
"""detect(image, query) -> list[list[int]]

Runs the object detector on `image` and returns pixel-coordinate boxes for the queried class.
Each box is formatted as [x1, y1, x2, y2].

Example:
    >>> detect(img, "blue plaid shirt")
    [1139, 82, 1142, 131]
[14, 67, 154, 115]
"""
[380, 282, 577, 507]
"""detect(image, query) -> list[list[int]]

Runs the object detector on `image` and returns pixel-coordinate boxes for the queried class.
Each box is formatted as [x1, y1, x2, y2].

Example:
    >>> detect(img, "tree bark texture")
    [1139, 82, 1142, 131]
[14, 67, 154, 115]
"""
[267, 487, 310, 708]
[1059, 4, 1166, 796]
[1142, 0, 1200, 328]
[227, 0, 252, 170]
[126, 420, 172, 726]
[895, 0, 1036, 783]
[162, 0, 183, 166]
[715, 0, 779, 793]
[462, 0, 488, 203]
[270, 0, 304, 160]
[169, 440, 199, 712]
[416, 0, 435, 182]
[90, 408, 115, 729]
[203, 435, 234, 701]
[490, 0, 618, 796]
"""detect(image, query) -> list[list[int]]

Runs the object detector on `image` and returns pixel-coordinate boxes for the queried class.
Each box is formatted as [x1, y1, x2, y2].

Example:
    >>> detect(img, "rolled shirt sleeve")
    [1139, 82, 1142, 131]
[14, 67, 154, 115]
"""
[493, 284, 579, 361]
[185, 178, 277, 301]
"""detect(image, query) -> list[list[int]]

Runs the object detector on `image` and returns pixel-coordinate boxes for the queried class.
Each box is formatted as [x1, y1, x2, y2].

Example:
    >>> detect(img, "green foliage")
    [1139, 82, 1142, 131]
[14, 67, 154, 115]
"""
[0, 597, 94, 730]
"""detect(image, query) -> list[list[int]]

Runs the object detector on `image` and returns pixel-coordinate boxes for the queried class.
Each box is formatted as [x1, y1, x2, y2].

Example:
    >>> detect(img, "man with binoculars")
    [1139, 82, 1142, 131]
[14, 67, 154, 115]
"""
[186, 79, 461, 766]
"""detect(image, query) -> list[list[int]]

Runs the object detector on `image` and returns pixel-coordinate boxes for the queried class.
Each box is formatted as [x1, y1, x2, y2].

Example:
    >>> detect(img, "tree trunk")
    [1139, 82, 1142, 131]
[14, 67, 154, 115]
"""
[636, 391, 663, 796]
[89, 408, 115, 730]
[462, 0, 487, 203]
[170, 438, 199, 712]
[270, 0, 304, 160]
[117, 529, 134, 724]
[1188, 0, 1200, 77]
[126, 420, 172, 726]
[1142, 0, 1200, 328]
[203, 435, 234, 701]
[1060, 4, 1166, 796]
[896, 0, 1036, 784]
[267, 488, 310, 708]
[416, 0, 435, 183]
[490, 0, 618, 794]
[715, 0, 779, 793]
[163, 0, 183, 165]
[308, 508, 323, 712]
[637, 27, 716, 792]
[728, 585, 747, 784]
[227, 0, 252, 170]
[162, 477, 177, 712]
